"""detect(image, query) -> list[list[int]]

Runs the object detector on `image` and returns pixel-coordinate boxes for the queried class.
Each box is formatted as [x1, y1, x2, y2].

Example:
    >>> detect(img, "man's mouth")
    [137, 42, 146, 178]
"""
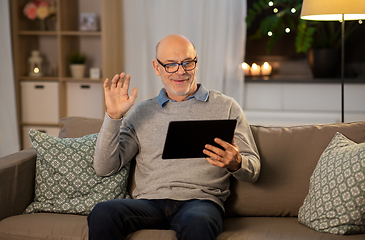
[172, 77, 189, 83]
[173, 80, 186, 83]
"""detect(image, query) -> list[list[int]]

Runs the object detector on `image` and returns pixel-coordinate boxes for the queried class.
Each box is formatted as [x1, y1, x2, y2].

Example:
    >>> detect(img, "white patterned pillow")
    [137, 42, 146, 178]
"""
[298, 132, 365, 234]
[25, 129, 130, 215]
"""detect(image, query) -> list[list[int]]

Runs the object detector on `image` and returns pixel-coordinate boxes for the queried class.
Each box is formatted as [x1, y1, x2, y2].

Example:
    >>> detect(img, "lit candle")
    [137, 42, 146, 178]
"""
[250, 63, 261, 76]
[241, 62, 250, 76]
[261, 62, 272, 76]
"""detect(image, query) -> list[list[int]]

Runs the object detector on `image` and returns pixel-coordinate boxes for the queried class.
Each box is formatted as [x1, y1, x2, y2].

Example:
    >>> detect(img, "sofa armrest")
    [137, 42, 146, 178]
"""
[0, 148, 36, 221]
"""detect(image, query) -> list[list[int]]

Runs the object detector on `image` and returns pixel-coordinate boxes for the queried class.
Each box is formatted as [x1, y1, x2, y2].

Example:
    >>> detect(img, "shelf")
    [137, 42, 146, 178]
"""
[18, 31, 58, 36]
[61, 77, 103, 83]
[245, 75, 365, 84]
[18, 31, 102, 36]
[20, 76, 59, 81]
[61, 31, 101, 36]
[12, 0, 123, 149]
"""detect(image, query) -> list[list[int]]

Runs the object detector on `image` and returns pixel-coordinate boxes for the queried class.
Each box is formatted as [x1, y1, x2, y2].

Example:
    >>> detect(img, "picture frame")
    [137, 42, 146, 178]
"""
[79, 13, 98, 31]
[90, 67, 101, 79]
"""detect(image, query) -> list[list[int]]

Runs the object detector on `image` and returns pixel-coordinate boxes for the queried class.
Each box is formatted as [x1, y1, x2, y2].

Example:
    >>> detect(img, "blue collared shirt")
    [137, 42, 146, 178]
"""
[157, 84, 209, 108]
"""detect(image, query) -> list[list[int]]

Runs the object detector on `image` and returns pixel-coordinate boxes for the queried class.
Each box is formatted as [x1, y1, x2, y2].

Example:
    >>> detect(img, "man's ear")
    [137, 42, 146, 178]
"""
[152, 60, 161, 76]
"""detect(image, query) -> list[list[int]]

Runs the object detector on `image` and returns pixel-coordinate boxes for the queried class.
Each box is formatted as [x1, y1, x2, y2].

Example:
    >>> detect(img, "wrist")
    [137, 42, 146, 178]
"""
[106, 111, 123, 120]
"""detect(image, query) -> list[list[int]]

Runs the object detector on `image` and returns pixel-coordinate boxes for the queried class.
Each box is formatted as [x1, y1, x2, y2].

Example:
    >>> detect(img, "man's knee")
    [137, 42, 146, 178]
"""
[172, 209, 223, 240]
[88, 201, 118, 229]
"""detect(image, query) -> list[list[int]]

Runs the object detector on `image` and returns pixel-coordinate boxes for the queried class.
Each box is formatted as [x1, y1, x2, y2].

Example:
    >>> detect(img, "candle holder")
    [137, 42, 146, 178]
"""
[261, 62, 272, 76]
[242, 62, 273, 77]
[28, 50, 43, 77]
[250, 63, 261, 76]
[242, 62, 250, 76]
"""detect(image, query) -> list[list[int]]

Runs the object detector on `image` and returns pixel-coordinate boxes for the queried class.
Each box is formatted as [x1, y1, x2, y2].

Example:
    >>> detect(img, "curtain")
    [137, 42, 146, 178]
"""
[122, 0, 247, 107]
[0, 0, 19, 157]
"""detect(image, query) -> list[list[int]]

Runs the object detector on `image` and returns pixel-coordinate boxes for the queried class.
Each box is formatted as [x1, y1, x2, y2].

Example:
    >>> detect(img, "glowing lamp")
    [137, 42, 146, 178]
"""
[28, 50, 43, 77]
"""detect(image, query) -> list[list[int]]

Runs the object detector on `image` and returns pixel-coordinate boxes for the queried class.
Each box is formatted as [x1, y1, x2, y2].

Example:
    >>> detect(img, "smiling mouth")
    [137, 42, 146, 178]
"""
[173, 79, 185, 82]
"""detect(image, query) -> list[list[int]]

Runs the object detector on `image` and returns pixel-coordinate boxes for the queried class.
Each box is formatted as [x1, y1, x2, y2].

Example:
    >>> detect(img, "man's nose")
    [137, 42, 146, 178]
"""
[176, 64, 186, 74]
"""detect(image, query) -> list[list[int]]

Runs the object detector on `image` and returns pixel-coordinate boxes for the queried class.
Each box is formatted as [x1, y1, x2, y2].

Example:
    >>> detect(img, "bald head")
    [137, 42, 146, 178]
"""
[155, 34, 196, 59]
[152, 34, 198, 102]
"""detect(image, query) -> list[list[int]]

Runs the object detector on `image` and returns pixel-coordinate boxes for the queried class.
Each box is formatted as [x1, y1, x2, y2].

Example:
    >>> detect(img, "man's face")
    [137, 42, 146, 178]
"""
[153, 36, 198, 102]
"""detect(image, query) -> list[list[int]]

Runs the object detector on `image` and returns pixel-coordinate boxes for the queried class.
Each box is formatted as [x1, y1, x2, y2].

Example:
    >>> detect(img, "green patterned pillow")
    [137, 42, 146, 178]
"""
[25, 129, 130, 215]
[298, 132, 365, 234]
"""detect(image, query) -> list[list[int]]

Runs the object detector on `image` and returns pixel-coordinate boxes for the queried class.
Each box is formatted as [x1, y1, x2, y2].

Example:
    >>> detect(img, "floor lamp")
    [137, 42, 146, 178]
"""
[300, 0, 365, 123]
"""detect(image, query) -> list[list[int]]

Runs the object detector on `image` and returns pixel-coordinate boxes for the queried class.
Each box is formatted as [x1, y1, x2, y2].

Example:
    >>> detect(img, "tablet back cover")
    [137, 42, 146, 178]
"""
[162, 119, 237, 159]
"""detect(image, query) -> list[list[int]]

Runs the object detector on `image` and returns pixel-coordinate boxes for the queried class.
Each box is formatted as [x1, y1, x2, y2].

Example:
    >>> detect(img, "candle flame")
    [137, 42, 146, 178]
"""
[241, 62, 249, 69]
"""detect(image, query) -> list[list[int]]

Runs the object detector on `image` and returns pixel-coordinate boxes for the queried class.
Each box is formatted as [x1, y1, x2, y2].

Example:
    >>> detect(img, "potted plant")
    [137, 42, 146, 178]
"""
[246, 0, 360, 78]
[69, 52, 86, 78]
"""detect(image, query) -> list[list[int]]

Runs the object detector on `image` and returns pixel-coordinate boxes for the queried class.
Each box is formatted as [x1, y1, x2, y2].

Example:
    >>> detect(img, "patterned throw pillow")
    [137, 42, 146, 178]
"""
[25, 129, 130, 215]
[298, 132, 365, 234]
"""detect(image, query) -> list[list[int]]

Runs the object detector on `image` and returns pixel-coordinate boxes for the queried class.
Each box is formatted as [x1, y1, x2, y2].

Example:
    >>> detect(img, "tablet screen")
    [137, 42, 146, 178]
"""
[162, 119, 237, 159]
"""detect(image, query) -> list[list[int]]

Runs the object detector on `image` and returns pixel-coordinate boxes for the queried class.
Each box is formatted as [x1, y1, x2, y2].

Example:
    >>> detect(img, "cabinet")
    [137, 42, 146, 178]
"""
[243, 80, 365, 126]
[11, 0, 123, 149]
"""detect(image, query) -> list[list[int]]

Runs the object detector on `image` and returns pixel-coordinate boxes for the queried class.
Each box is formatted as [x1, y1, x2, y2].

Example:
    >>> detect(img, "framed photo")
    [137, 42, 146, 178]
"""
[79, 13, 98, 31]
[89, 68, 101, 79]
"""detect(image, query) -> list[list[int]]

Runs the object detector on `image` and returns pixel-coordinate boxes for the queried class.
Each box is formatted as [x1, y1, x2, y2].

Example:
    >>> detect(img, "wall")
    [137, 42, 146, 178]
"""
[0, 0, 20, 158]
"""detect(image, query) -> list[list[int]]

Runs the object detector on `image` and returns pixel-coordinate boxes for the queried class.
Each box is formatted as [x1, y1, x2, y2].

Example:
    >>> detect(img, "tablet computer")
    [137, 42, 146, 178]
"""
[162, 119, 237, 159]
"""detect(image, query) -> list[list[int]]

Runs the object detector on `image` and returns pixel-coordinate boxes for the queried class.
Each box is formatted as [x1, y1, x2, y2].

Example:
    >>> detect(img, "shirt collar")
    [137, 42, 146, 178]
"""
[157, 84, 209, 108]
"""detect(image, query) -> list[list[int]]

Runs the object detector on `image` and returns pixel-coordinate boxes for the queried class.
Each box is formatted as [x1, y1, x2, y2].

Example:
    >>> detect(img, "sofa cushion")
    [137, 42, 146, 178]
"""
[219, 217, 365, 240]
[0, 213, 178, 240]
[24, 129, 130, 215]
[225, 121, 365, 217]
[298, 132, 365, 234]
[59, 116, 103, 138]
[0, 213, 88, 240]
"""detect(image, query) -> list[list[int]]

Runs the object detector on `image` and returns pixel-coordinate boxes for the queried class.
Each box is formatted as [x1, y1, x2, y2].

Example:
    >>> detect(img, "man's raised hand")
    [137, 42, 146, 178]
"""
[104, 73, 138, 119]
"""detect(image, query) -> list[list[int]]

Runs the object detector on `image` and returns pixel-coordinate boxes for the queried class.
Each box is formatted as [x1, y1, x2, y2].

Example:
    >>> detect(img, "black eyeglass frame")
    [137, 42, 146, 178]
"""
[156, 57, 197, 73]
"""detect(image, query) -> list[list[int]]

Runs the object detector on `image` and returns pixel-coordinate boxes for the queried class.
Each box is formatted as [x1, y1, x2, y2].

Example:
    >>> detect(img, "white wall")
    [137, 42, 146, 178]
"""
[0, 0, 20, 157]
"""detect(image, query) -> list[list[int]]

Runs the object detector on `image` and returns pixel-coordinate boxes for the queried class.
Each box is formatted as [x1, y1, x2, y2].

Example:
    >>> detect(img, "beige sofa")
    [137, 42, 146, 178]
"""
[0, 117, 364, 240]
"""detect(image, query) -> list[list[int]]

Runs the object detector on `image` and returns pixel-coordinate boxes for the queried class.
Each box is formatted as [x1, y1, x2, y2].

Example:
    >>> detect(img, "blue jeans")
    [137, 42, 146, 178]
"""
[87, 199, 224, 240]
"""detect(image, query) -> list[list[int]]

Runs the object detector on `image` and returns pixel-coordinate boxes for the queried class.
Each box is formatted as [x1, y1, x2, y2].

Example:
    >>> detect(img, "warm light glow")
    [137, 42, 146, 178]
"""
[273, 8, 278, 13]
[261, 62, 272, 76]
[250, 63, 261, 76]
[268, 31, 273, 36]
[291, 8, 296, 14]
[33, 67, 40, 73]
[285, 28, 291, 33]
[242, 62, 249, 70]
[301, 0, 365, 21]
[242, 62, 250, 75]
[359, 20, 363, 24]
[268, 1, 274, 7]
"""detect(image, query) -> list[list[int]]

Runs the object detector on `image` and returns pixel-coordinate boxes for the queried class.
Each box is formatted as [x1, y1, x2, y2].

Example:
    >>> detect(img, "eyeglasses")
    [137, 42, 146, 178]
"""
[156, 57, 197, 73]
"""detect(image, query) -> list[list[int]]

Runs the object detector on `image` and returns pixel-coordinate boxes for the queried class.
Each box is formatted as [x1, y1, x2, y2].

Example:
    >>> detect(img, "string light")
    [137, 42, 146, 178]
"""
[359, 20, 363, 24]
[268, 31, 273, 36]
[285, 28, 291, 33]
[273, 8, 279, 13]
[268, 1, 274, 7]
[291, 8, 296, 14]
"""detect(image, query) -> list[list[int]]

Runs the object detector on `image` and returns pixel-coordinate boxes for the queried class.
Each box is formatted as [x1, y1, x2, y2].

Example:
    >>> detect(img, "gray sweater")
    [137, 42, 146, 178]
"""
[94, 88, 260, 210]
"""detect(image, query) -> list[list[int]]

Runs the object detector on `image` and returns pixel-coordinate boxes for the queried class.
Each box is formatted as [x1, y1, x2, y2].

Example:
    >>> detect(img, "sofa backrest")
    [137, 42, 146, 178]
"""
[59, 117, 365, 217]
[224, 121, 365, 217]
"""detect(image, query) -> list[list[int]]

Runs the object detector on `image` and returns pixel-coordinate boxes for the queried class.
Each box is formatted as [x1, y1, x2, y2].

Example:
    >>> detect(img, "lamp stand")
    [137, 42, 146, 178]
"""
[341, 14, 345, 123]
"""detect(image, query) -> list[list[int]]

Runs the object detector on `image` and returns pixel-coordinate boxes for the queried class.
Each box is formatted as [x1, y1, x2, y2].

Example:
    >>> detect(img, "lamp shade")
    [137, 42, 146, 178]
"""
[301, 0, 365, 21]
